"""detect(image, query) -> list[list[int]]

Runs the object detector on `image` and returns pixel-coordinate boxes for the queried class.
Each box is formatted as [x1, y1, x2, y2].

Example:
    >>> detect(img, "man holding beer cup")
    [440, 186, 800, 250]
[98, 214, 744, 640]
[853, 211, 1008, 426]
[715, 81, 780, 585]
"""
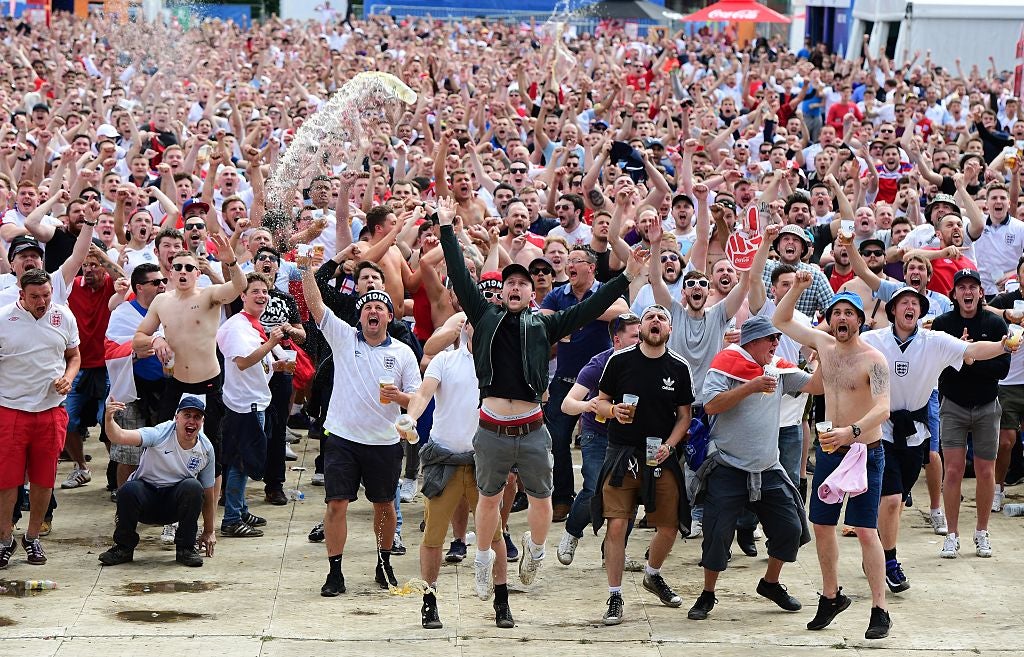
[592, 304, 694, 625]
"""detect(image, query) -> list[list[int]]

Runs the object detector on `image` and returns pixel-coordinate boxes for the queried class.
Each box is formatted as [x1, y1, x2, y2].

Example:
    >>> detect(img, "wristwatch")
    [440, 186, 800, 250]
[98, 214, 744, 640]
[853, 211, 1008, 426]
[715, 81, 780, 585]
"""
[851, 424, 862, 439]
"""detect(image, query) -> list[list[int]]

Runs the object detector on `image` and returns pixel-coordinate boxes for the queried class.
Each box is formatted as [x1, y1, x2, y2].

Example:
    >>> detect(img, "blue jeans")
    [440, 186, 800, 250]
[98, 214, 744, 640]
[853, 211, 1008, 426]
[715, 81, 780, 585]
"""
[64, 368, 109, 433]
[778, 424, 802, 486]
[565, 430, 607, 538]
[544, 378, 578, 506]
[222, 411, 265, 526]
[394, 481, 403, 536]
[928, 389, 940, 452]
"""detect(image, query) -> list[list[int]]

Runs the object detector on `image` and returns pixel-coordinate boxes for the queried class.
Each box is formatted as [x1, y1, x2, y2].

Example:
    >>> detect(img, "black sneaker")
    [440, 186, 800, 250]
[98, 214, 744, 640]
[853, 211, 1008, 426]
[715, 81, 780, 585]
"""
[375, 561, 398, 589]
[21, 535, 46, 565]
[242, 512, 267, 527]
[510, 491, 528, 513]
[98, 544, 134, 566]
[221, 521, 264, 538]
[884, 559, 910, 593]
[421, 594, 442, 629]
[806, 588, 852, 630]
[287, 413, 311, 430]
[494, 601, 515, 628]
[0, 539, 15, 569]
[504, 531, 519, 562]
[756, 578, 802, 611]
[687, 590, 717, 620]
[445, 538, 467, 563]
[864, 606, 892, 639]
[175, 546, 203, 567]
[308, 522, 325, 543]
[321, 572, 345, 597]
[643, 572, 682, 607]
[603, 592, 624, 625]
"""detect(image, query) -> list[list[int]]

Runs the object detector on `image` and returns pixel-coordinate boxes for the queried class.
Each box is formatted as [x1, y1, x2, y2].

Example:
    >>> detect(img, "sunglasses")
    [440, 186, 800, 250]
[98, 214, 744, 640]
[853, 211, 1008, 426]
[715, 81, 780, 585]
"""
[256, 254, 278, 262]
[530, 267, 553, 276]
[684, 279, 710, 289]
[80, 194, 99, 201]
[482, 290, 501, 300]
[172, 263, 198, 272]
[510, 167, 528, 174]
[860, 249, 885, 257]
[660, 253, 679, 263]
[185, 222, 205, 230]
[140, 278, 167, 287]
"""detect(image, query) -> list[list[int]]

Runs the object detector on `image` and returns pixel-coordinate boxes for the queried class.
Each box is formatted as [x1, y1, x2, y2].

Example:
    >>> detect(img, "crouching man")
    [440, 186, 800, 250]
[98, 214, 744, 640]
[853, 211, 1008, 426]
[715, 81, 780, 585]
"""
[98, 396, 217, 567]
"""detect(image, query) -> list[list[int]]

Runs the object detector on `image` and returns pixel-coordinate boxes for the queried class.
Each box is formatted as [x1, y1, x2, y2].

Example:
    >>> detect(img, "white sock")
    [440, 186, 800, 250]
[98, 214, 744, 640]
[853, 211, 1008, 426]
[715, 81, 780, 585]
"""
[528, 538, 545, 558]
[975, 529, 988, 538]
[930, 508, 944, 516]
[609, 586, 622, 594]
[475, 547, 495, 564]
[645, 564, 660, 576]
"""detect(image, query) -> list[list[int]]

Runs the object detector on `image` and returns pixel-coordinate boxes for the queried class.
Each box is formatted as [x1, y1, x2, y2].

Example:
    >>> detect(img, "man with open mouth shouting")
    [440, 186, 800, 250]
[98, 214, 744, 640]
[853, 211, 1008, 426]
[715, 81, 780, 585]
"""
[438, 195, 643, 625]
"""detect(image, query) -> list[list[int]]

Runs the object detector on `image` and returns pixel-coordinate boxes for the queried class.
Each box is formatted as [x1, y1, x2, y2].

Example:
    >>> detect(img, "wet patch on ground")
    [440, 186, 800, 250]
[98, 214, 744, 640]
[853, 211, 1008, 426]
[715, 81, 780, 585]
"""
[115, 610, 210, 623]
[120, 581, 220, 595]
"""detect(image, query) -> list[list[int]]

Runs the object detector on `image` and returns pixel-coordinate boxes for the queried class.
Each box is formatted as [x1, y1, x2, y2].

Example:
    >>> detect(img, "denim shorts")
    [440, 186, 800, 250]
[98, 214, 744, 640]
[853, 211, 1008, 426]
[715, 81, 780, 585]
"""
[808, 444, 884, 529]
[472, 424, 553, 498]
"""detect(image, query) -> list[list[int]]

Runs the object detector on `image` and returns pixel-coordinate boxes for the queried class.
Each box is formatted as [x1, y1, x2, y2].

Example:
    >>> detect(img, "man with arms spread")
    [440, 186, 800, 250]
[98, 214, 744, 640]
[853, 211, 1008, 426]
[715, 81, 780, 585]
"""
[438, 196, 641, 610]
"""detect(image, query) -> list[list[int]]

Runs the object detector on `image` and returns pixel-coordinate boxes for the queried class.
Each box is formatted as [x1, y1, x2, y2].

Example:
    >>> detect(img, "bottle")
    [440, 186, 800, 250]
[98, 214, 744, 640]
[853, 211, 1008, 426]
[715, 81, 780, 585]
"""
[1003, 503, 1024, 517]
[286, 489, 305, 501]
[24, 580, 57, 591]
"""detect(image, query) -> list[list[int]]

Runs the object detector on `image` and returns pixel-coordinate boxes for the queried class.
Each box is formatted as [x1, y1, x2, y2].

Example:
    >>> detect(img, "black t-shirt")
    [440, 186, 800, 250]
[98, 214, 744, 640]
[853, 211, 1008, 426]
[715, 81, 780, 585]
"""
[595, 248, 624, 283]
[482, 312, 538, 402]
[598, 345, 695, 448]
[931, 309, 1010, 407]
[44, 228, 77, 274]
[810, 224, 834, 264]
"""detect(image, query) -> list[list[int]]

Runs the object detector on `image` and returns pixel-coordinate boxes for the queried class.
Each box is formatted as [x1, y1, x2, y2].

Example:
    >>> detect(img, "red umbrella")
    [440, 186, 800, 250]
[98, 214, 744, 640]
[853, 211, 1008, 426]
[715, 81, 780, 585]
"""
[682, 0, 792, 24]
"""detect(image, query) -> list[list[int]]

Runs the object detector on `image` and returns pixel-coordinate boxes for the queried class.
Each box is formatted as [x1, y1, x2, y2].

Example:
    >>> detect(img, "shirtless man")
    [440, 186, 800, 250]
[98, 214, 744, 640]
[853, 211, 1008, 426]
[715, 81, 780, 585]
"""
[434, 133, 487, 227]
[132, 238, 247, 476]
[359, 206, 413, 319]
[499, 200, 543, 267]
[773, 274, 893, 640]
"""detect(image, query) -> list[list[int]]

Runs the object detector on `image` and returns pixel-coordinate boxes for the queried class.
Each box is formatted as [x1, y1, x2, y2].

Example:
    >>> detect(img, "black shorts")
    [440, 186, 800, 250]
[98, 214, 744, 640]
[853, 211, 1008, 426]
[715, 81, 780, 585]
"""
[159, 374, 225, 477]
[881, 441, 928, 501]
[323, 433, 402, 503]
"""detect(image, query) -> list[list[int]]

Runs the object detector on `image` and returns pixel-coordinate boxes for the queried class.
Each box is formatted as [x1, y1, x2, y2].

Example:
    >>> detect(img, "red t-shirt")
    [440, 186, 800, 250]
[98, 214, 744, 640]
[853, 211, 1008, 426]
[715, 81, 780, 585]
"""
[829, 267, 855, 293]
[825, 102, 862, 138]
[924, 249, 977, 295]
[68, 275, 116, 368]
[411, 284, 433, 342]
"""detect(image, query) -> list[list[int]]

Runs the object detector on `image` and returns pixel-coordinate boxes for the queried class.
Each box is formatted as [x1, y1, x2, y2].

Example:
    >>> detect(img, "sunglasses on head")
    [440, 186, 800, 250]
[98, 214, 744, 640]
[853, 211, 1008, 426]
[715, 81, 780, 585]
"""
[611, 311, 640, 334]
[140, 277, 167, 287]
[172, 263, 198, 272]
[660, 253, 679, 263]
[860, 249, 885, 257]
[530, 266, 553, 276]
[684, 278, 710, 289]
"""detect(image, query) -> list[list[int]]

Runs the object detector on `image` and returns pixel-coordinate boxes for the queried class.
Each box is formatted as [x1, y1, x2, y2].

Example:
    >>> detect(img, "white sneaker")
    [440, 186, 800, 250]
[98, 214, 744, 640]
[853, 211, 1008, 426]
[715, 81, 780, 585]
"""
[284, 444, 298, 461]
[311, 472, 325, 486]
[939, 533, 959, 559]
[752, 527, 764, 540]
[160, 523, 178, 546]
[518, 531, 543, 585]
[688, 520, 703, 539]
[60, 467, 91, 489]
[930, 510, 948, 536]
[556, 530, 579, 565]
[992, 488, 1005, 513]
[399, 478, 418, 503]
[974, 530, 992, 558]
[474, 548, 495, 600]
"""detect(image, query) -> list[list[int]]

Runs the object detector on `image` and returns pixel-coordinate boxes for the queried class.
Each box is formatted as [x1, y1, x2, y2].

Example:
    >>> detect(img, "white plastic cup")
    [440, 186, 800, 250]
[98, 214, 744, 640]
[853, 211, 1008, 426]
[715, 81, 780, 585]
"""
[645, 437, 662, 466]
[621, 394, 639, 424]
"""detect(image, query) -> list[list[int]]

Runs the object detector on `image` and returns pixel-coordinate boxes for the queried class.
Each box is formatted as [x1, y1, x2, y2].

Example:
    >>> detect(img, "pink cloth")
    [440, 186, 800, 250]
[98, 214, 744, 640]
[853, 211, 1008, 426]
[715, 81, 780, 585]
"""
[817, 443, 868, 504]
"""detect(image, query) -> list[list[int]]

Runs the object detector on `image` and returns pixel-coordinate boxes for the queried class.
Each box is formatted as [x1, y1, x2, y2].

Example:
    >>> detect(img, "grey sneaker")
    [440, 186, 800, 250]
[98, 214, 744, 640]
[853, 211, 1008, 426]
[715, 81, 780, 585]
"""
[518, 531, 543, 585]
[556, 530, 579, 565]
[603, 592, 624, 625]
[474, 548, 495, 601]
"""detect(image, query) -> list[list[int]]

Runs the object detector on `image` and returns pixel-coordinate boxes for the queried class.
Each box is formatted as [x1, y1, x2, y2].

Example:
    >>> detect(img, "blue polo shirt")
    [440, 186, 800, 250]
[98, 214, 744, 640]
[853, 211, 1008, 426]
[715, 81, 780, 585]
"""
[575, 347, 613, 436]
[541, 281, 614, 379]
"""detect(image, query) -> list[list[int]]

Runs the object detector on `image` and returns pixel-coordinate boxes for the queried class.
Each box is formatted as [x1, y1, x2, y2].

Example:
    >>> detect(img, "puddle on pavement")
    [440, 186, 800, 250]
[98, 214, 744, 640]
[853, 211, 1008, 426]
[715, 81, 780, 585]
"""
[0, 617, 14, 626]
[120, 581, 220, 595]
[116, 610, 210, 623]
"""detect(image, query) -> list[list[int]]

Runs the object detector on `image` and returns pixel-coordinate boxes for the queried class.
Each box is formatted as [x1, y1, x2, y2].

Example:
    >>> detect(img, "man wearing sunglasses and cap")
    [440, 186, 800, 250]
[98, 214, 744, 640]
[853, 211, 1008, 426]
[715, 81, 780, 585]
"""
[687, 315, 819, 622]
[438, 196, 643, 615]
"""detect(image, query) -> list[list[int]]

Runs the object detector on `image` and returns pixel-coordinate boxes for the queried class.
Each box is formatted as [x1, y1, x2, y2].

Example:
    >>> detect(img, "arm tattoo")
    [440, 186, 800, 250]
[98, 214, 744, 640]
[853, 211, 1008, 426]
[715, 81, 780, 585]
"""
[869, 361, 889, 396]
[587, 188, 606, 208]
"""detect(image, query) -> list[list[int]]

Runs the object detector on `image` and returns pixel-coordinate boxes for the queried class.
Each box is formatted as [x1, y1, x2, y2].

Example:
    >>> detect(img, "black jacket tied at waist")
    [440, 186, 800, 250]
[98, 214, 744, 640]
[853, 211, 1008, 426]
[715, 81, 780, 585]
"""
[890, 404, 930, 448]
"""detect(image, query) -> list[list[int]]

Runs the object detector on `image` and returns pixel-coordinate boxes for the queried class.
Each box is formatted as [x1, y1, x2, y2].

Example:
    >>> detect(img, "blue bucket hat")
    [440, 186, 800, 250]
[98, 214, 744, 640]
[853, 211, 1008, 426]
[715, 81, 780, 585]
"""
[825, 291, 866, 324]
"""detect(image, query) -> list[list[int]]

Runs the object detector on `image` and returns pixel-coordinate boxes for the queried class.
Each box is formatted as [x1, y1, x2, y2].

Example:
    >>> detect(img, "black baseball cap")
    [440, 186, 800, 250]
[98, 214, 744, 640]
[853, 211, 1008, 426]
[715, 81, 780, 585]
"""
[8, 236, 43, 262]
[501, 263, 534, 289]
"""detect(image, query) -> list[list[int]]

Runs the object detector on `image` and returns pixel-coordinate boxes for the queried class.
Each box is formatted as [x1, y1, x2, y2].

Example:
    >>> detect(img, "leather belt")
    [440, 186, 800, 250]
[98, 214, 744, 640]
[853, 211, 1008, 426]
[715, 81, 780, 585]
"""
[834, 440, 881, 455]
[479, 418, 544, 437]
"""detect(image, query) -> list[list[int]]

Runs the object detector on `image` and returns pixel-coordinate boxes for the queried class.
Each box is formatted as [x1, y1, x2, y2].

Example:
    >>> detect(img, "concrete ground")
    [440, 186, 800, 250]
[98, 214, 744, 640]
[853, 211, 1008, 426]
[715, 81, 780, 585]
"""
[2, 433, 1023, 657]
